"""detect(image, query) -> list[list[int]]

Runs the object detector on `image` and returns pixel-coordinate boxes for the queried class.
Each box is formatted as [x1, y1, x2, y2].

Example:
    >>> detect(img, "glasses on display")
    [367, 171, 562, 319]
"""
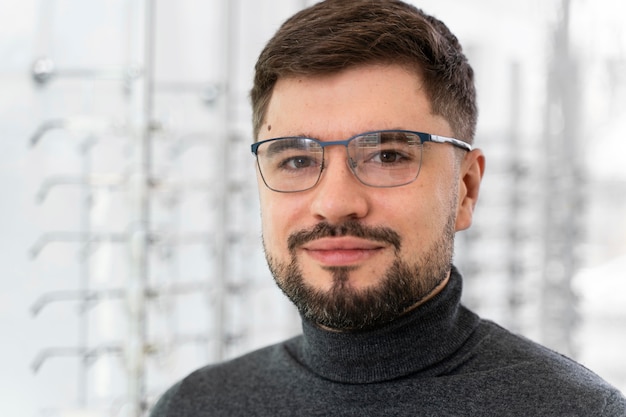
[251, 130, 472, 193]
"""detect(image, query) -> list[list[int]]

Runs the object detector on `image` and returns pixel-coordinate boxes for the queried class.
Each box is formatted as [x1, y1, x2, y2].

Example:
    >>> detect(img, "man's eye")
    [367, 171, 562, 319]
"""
[279, 155, 317, 170]
[371, 150, 407, 164]
[378, 151, 400, 163]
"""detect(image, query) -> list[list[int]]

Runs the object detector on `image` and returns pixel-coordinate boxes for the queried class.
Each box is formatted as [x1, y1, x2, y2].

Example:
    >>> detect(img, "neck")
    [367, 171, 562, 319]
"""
[289, 267, 479, 384]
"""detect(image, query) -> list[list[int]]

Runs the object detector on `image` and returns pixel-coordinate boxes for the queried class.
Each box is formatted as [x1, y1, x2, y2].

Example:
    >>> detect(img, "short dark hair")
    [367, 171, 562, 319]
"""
[250, 0, 477, 143]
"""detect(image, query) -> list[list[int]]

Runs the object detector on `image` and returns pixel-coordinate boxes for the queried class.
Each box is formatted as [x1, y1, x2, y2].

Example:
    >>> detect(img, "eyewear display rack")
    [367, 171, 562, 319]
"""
[26, 1, 258, 416]
[540, 0, 583, 358]
[454, 0, 582, 359]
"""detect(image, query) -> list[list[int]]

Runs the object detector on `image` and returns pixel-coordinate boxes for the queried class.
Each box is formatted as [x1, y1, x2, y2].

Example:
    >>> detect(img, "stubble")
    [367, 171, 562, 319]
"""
[264, 216, 456, 331]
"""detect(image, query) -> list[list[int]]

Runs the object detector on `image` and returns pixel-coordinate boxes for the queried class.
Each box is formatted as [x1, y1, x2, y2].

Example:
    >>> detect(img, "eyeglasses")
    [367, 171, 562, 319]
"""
[251, 129, 472, 193]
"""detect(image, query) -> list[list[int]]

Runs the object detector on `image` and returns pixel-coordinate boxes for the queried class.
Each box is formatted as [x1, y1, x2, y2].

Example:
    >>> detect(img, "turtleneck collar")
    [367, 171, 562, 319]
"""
[288, 266, 480, 384]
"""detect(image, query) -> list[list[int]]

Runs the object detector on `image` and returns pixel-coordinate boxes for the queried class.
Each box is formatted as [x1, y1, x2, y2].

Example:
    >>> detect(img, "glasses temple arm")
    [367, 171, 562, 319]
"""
[429, 135, 473, 151]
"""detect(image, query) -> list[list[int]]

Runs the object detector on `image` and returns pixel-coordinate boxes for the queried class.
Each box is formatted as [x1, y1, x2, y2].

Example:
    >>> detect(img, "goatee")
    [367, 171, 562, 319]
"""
[264, 217, 455, 331]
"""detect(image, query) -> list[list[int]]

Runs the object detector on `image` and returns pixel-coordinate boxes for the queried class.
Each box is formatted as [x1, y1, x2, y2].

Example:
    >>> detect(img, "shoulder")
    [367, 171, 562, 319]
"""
[185, 338, 298, 387]
[474, 318, 603, 377]
[148, 336, 302, 417]
[471, 318, 604, 383]
[463, 318, 626, 415]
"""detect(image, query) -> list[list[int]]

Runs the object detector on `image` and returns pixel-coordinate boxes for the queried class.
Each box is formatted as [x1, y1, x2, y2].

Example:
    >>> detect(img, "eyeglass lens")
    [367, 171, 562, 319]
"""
[255, 131, 424, 192]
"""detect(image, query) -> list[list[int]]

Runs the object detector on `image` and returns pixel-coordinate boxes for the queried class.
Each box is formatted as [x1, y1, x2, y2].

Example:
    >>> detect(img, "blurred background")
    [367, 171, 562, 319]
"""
[0, 0, 625, 415]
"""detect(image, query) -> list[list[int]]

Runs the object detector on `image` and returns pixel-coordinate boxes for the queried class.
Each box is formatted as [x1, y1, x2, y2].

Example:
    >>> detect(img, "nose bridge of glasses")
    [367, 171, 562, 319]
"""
[311, 139, 360, 183]
[318, 138, 354, 150]
[316, 138, 354, 164]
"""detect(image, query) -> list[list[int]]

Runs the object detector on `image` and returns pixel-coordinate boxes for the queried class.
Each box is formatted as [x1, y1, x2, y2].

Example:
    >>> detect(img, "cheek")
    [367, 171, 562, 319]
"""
[259, 192, 303, 252]
[259, 196, 280, 246]
[382, 182, 454, 251]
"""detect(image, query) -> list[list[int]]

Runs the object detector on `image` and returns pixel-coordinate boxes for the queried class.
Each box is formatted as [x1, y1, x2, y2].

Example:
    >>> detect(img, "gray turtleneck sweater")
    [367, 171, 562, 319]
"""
[149, 268, 626, 416]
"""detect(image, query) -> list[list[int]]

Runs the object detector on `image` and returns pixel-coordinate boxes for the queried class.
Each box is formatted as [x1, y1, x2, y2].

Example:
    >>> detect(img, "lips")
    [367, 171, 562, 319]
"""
[301, 237, 385, 266]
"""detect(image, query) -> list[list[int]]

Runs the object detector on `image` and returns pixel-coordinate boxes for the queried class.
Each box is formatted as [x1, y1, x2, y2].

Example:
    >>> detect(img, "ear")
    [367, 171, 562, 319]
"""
[455, 149, 485, 231]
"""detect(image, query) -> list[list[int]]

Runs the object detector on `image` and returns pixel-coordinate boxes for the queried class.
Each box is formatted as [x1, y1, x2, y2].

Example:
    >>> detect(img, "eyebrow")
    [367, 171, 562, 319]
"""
[265, 137, 314, 155]
[375, 131, 415, 143]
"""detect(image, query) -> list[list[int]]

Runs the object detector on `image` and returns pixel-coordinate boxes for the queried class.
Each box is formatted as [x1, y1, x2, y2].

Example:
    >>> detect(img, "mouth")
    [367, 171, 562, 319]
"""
[300, 237, 386, 266]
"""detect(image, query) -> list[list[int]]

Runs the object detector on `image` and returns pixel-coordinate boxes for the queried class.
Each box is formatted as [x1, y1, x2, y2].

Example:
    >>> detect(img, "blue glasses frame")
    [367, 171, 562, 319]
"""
[251, 129, 472, 155]
[251, 129, 472, 192]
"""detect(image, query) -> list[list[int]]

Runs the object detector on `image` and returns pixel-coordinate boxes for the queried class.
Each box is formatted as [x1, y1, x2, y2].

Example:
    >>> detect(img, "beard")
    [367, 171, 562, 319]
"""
[264, 214, 456, 331]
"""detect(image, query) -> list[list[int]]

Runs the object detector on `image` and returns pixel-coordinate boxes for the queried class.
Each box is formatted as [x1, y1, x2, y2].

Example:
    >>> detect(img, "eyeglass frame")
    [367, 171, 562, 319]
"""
[250, 129, 473, 193]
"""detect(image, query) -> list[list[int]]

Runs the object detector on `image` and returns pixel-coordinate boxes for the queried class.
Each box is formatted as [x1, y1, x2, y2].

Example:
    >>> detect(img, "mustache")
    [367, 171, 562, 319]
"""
[287, 220, 402, 253]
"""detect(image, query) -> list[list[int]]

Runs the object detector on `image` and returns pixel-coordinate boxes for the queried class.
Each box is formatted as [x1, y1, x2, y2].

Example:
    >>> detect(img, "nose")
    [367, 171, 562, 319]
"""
[309, 147, 370, 223]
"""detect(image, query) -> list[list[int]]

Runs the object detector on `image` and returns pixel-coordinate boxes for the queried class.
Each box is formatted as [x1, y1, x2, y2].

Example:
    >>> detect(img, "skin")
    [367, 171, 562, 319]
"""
[256, 64, 485, 328]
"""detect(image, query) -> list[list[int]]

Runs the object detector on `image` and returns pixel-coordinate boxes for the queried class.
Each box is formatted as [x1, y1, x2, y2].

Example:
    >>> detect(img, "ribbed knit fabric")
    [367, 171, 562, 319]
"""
[150, 267, 626, 416]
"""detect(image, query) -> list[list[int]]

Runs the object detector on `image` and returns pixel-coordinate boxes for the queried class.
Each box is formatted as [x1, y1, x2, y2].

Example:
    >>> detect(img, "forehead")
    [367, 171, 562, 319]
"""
[260, 64, 452, 141]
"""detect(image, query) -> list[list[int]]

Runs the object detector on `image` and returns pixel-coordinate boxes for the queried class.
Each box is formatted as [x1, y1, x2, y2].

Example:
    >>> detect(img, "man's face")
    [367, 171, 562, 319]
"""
[256, 64, 482, 330]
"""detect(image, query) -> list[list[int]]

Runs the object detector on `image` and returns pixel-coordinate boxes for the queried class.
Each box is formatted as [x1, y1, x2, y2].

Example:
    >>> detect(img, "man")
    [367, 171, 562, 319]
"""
[150, 0, 626, 415]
